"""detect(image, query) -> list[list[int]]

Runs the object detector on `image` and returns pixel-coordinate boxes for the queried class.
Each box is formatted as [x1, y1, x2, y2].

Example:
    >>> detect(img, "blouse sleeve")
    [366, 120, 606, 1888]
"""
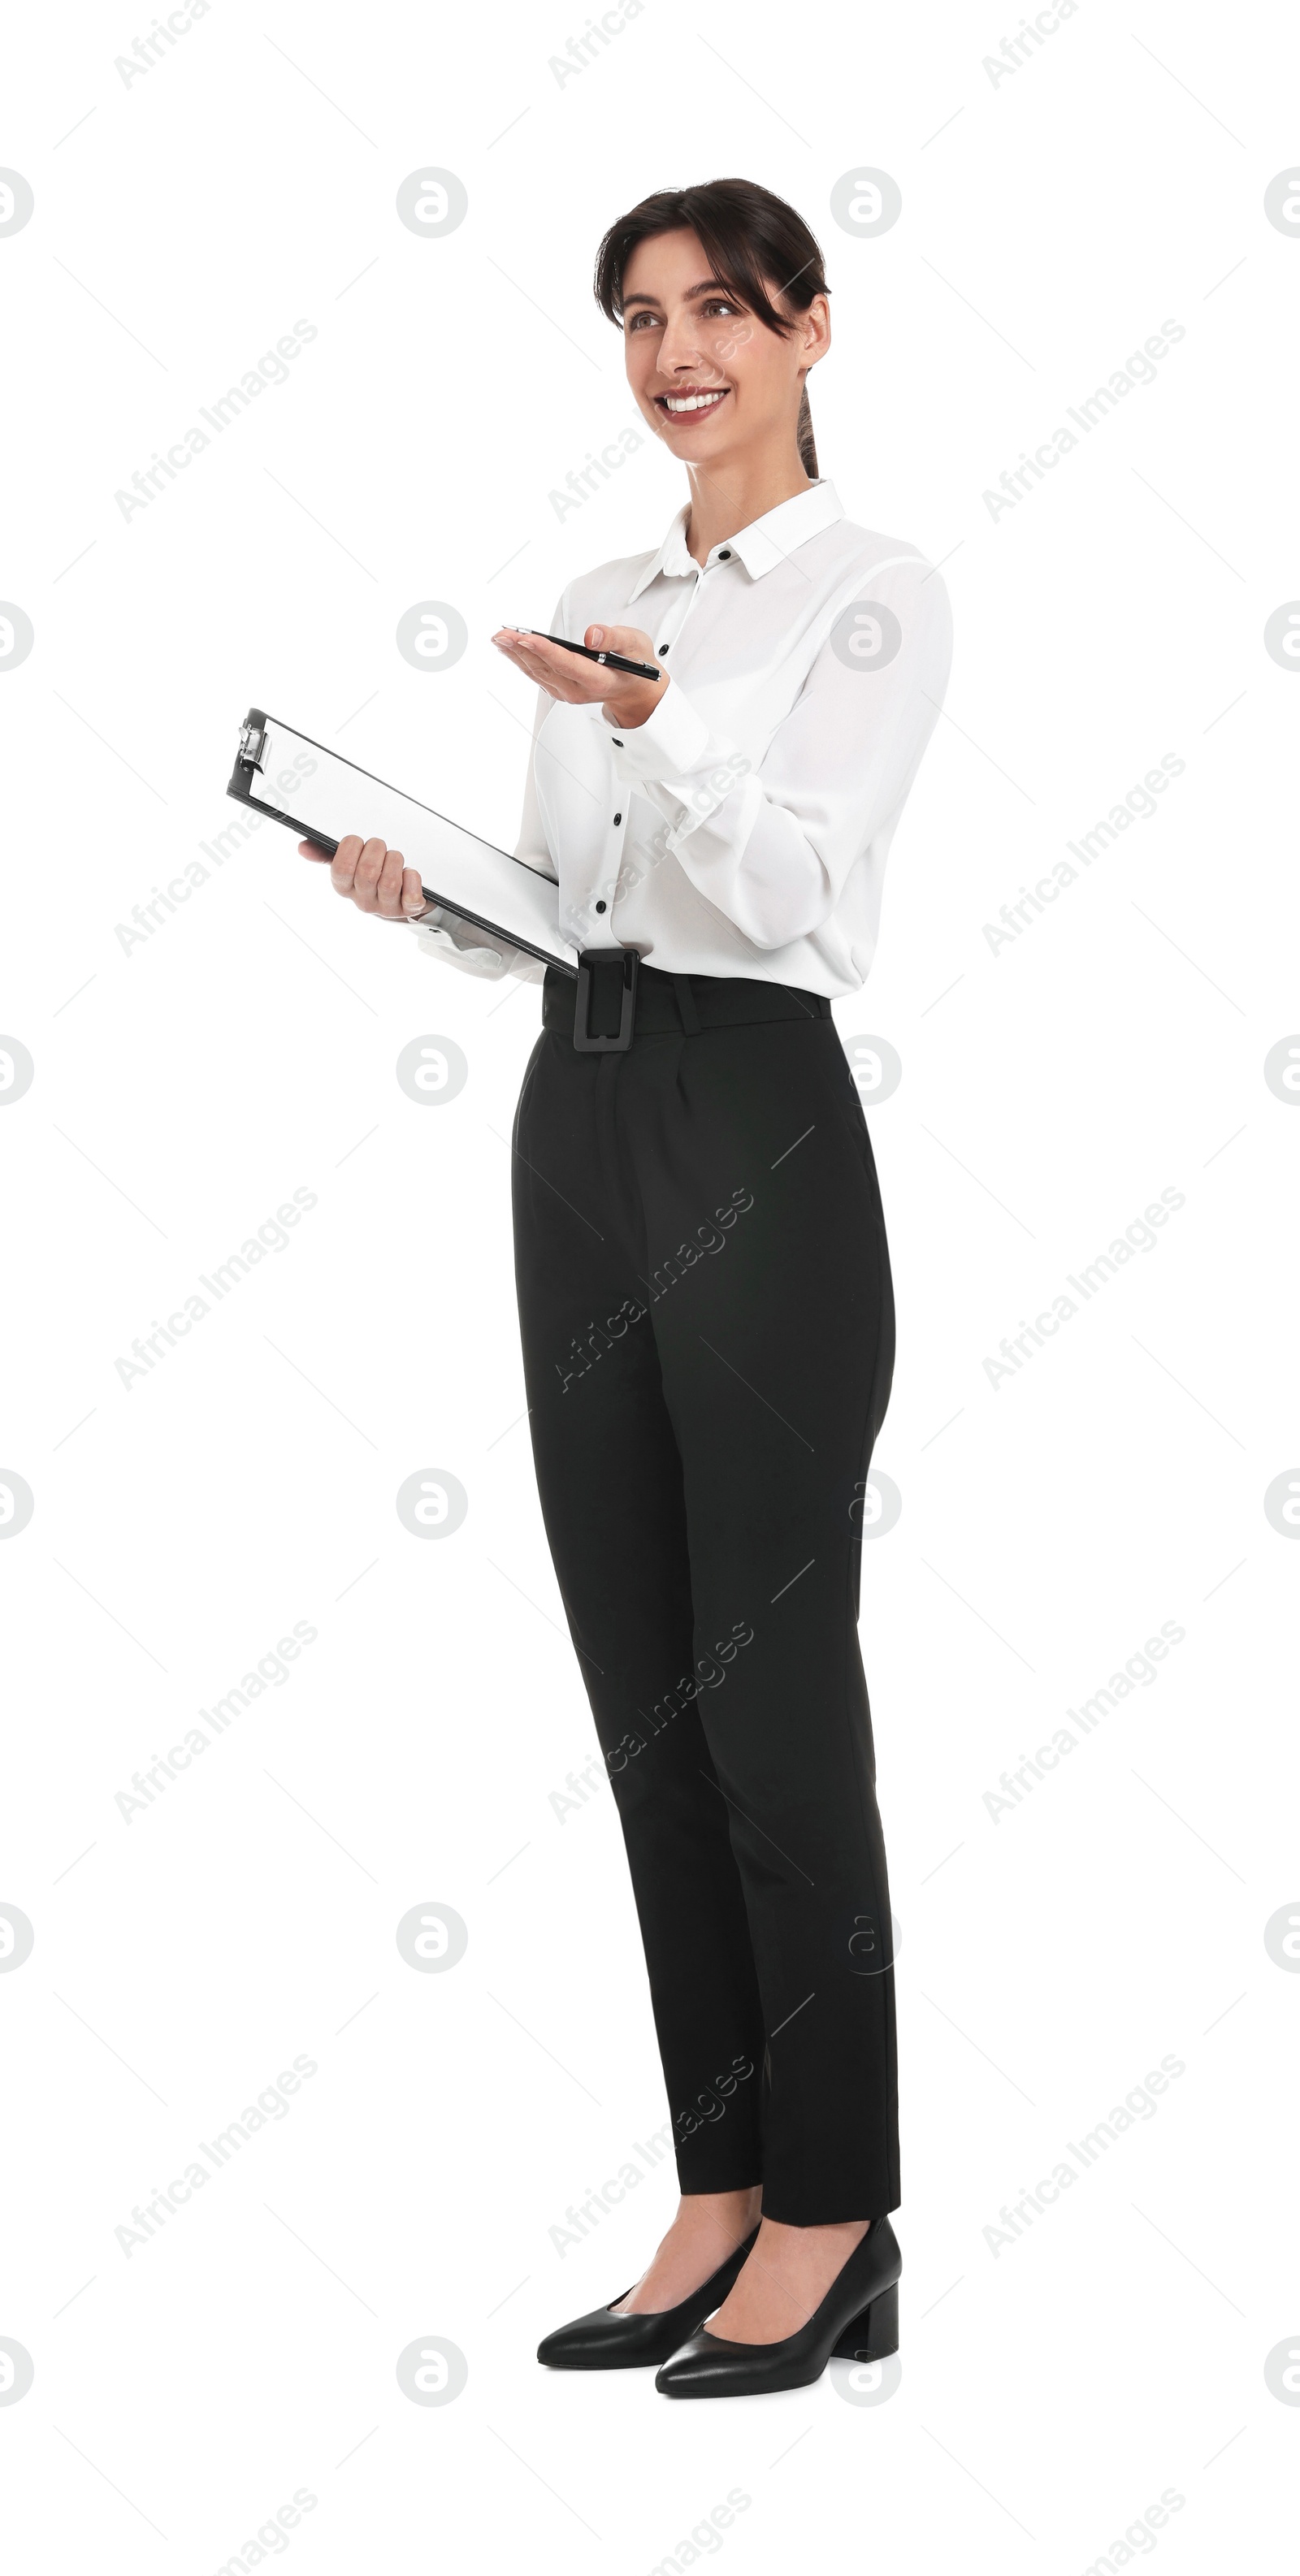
[602, 555, 952, 950]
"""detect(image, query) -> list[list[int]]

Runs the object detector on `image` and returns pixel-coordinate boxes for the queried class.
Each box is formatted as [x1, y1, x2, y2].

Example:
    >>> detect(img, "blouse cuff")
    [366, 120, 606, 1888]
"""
[604, 680, 711, 784]
[410, 907, 509, 978]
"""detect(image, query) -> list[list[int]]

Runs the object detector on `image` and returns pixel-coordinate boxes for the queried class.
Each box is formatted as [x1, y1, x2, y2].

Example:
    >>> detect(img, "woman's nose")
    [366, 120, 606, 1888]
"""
[656, 323, 708, 377]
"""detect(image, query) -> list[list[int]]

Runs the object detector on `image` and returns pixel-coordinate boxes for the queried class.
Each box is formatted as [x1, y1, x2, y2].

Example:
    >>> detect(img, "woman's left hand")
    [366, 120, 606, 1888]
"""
[491, 623, 665, 730]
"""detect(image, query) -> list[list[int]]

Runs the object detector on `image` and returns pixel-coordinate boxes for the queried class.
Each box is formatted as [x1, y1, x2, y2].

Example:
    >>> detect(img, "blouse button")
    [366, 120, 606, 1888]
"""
[613, 812, 622, 825]
[595, 900, 607, 913]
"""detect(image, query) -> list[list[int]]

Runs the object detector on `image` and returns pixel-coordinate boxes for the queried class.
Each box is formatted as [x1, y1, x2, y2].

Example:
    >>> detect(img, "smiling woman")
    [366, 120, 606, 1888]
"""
[593, 177, 830, 475]
[301, 173, 952, 2401]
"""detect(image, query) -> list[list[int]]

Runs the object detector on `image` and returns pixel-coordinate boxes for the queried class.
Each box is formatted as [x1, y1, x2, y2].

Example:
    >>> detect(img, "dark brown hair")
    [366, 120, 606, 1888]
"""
[593, 178, 830, 478]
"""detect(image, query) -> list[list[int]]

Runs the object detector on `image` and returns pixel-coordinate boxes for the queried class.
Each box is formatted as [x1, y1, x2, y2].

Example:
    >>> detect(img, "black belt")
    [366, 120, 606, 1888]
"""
[548, 948, 832, 1050]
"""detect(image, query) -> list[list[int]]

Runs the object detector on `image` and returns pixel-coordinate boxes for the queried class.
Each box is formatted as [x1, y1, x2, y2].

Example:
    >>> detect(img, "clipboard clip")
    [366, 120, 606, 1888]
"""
[573, 947, 639, 1051]
[237, 717, 267, 775]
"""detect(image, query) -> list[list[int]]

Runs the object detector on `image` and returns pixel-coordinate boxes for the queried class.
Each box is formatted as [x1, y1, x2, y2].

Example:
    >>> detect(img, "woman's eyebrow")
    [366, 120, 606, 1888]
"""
[622, 278, 739, 310]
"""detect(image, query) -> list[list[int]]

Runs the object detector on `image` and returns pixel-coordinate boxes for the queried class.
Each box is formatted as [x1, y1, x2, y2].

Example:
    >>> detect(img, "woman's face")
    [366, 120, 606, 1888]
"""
[620, 226, 828, 468]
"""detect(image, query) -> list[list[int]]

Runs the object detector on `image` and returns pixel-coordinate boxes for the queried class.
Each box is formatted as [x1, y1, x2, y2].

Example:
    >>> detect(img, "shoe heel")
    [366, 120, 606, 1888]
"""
[831, 2279, 898, 2363]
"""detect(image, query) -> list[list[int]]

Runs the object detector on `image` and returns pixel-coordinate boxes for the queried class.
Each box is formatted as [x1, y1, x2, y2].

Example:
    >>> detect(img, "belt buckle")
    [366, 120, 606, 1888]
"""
[573, 946, 639, 1051]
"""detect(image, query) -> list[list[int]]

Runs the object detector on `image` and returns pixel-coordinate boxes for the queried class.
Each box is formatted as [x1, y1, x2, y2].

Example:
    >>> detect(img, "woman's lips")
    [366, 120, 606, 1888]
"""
[655, 387, 730, 419]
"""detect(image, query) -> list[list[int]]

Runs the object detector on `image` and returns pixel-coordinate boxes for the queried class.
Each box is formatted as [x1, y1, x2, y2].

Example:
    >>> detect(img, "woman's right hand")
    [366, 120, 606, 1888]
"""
[298, 833, 430, 923]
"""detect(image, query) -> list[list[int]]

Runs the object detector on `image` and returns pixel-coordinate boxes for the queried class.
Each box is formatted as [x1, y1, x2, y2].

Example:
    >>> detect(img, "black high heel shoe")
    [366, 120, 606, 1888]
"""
[536, 2226, 760, 2370]
[654, 2215, 900, 2398]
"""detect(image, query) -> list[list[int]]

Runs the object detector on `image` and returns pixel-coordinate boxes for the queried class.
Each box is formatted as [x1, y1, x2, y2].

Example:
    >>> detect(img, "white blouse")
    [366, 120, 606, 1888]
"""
[413, 478, 952, 998]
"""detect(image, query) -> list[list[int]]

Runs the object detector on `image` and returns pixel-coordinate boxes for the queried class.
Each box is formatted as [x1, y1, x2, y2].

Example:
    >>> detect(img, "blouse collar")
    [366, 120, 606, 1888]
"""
[628, 478, 845, 599]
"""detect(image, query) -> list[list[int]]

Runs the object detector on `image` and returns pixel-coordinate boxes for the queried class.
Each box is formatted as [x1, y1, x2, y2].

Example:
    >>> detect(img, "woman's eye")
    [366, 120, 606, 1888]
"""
[625, 302, 741, 330]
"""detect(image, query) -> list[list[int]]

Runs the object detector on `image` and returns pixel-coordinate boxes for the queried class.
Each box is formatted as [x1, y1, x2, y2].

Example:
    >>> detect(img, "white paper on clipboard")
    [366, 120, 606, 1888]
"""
[233, 712, 577, 976]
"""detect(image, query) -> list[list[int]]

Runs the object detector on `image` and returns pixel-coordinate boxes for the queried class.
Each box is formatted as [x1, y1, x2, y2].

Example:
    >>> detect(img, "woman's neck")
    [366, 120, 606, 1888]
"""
[682, 454, 815, 567]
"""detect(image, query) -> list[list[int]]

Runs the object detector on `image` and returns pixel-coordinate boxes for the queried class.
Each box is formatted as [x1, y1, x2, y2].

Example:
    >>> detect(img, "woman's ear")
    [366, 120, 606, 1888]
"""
[801, 292, 831, 368]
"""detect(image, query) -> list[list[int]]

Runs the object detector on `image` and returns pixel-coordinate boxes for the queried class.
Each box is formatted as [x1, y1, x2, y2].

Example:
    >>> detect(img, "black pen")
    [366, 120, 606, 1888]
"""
[522, 630, 662, 682]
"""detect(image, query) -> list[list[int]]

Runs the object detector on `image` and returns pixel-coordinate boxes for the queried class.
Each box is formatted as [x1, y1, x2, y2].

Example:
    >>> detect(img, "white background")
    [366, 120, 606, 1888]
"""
[2, 1, 1298, 2568]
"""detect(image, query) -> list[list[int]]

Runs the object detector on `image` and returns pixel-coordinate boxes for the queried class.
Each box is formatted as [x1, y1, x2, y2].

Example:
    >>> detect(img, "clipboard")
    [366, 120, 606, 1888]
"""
[227, 707, 580, 978]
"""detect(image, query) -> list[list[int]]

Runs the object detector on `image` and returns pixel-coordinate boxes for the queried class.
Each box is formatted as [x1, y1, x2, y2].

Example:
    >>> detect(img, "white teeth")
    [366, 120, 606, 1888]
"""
[664, 390, 726, 413]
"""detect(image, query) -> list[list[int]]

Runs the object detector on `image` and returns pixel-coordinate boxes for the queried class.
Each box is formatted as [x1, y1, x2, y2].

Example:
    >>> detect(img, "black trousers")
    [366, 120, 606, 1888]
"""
[510, 960, 899, 2223]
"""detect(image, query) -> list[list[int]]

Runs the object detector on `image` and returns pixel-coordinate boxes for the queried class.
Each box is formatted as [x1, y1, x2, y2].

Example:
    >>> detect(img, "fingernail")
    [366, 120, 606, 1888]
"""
[590, 627, 604, 645]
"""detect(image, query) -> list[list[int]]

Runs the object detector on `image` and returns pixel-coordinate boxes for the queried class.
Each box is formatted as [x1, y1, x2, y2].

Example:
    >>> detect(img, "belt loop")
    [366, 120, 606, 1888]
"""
[670, 972, 701, 1036]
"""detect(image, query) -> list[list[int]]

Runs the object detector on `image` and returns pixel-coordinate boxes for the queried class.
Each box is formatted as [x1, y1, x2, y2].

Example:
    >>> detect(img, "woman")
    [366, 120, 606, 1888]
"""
[302, 177, 951, 2398]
